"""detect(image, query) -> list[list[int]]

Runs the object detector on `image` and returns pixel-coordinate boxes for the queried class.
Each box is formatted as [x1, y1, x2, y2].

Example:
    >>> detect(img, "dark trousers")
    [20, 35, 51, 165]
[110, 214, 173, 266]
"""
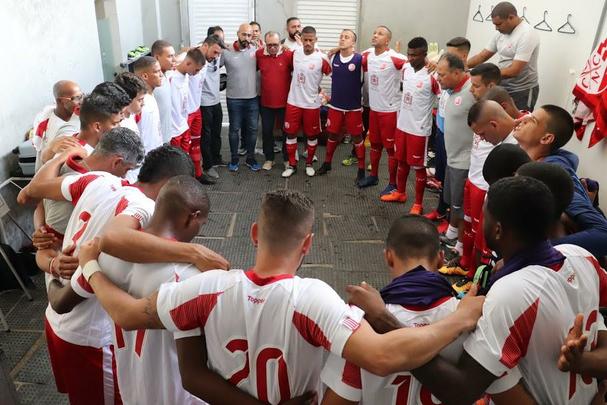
[201, 103, 223, 170]
[260, 106, 287, 162]
[509, 85, 540, 112]
[434, 127, 449, 214]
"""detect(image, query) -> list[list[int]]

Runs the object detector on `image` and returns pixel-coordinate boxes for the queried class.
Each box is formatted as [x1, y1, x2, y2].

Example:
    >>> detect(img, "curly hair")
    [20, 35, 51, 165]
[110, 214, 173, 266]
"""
[114, 72, 147, 100]
[91, 81, 131, 112]
[137, 145, 195, 183]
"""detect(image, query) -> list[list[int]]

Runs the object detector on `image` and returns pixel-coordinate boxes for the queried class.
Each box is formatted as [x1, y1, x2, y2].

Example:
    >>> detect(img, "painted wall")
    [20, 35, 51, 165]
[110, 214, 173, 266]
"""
[0, 0, 103, 180]
[158, 0, 185, 48]
[256, 0, 296, 38]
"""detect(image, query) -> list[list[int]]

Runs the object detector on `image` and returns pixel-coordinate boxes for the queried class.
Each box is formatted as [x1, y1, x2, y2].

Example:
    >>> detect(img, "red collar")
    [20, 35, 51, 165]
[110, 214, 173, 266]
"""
[244, 269, 294, 286]
[452, 75, 470, 93]
[65, 155, 88, 174]
[232, 41, 251, 52]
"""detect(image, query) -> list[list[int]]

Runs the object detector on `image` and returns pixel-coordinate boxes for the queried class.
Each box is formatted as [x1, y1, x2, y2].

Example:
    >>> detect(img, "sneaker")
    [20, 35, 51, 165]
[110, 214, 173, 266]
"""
[317, 162, 331, 175]
[342, 156, 358, 166]
[262, 160, 274, 171]
[452, 278, 473, 294]
[409, 203, 423, 215]
[424, 210, 447, 221]
[273, 143, 281, 153]
[380, 183, 397, 196]
[206, 167, 220, 179]
[228, 162, 239, 172]
[197, 173, 217, 185]
[356, 168, 365, 184]
[439, 234, 458, 247]
[357, 175, 379, 188]
[282, 166, 296, 178]
[438, 263, 468, 277]
[246, 159, 261, 172]
[255, 147, 264, 155]
[426, 177, 442, 193]
[213, 159, 228, 167]
[380, 190, 407, 202]
[238, 147, 246, 156]
[305, 165, 315, 177]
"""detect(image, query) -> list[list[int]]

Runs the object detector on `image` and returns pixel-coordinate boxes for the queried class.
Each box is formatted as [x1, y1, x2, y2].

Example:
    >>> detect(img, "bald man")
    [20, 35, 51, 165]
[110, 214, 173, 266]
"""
[484, 85, 526, 119]
[33, 80, 83, 171]
[223, 23, 261, 172]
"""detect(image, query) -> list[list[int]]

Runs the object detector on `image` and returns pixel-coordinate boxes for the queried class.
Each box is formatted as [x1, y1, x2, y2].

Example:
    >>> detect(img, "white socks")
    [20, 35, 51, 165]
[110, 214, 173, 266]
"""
[445, 225, 458, 240]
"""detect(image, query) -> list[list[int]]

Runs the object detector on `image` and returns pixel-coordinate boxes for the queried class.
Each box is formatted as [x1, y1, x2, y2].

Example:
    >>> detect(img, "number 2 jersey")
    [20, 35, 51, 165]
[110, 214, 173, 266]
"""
[321, 297, 520, 404]
[156, 270, 364, 404]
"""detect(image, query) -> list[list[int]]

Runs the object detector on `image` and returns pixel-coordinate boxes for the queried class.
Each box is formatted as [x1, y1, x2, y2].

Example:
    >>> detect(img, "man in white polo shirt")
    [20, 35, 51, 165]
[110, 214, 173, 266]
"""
[467, 1, 540, 111]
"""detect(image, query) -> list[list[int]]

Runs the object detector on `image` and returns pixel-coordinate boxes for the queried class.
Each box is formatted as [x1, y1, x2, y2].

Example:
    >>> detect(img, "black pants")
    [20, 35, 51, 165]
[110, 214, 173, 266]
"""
[201, 103, 223, 169]
[260, 106, 287, 162]
[509, 85, 540, 112]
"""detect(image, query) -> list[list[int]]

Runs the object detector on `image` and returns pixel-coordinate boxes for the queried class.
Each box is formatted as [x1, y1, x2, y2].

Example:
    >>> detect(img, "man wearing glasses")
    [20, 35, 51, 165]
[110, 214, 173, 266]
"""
[256, 31, 293, 171]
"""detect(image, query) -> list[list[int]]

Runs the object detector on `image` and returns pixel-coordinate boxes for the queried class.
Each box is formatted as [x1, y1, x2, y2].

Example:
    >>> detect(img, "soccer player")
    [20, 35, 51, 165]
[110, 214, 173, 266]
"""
[470, 63, 501, 100]
[351, 175, 607, 404]
[482, 143, 531, 187]
[282, 26, 331, 178]
[357, 26, 407, 196]
[168, 48, 205, 155]
[484, 84, 528, 118]
[33, 80, 82, 171]
[382, 37, 439, 214]
[256, 31, 293, 171]
[115, 72, 147, 135]
[514, 105, 607, 258]
[152, 40, 177, 143]
[77, 189, 484, 404]
[133, 56, 163, 154]
[322, 215, 531, 405]
[282, 17, 303, 51]
[317, 29, 365, 183]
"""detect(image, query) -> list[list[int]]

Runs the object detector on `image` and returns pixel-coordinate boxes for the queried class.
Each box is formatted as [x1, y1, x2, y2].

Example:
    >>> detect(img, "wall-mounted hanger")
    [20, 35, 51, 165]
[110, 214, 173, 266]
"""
[485, 5, 494, 21]
[521, 6, 529, 23]
[473, 5, 484, 22]
[557, 14, 576, 34]
[534, 10, 553, 32]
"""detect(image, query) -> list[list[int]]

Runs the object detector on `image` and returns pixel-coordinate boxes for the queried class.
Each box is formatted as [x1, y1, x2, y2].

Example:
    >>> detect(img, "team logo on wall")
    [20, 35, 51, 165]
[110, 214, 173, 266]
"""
[454, 96, 462, 106]
[348, 63, 356, 71]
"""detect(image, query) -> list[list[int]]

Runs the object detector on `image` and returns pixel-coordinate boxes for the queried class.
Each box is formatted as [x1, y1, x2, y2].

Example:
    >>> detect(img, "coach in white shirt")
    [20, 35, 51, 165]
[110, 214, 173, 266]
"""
[467, 1, 540, 112]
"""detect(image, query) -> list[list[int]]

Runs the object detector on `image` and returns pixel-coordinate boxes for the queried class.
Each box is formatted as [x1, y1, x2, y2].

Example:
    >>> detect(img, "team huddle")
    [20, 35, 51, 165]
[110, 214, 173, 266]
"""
[15, 0, 607, 404]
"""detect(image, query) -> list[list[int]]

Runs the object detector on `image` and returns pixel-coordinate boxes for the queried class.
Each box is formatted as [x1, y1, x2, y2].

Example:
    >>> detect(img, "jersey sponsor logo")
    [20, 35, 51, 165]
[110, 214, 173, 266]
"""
[416, 81, 424, 89]
[248, 295, 265, 304]
[370, 74, 379, 86]
[404, 92, 413, 106]
[297, 72, 306, 84]
[380, 63, 388, 70]
[454, 96, 462, 106]
[348, 63, 356, 72]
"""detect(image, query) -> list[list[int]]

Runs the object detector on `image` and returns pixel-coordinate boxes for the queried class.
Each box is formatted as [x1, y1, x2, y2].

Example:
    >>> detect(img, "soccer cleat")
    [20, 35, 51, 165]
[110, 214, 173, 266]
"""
[245, 159, 261, 172]
[206, 167, 220, 179]
[426, 176, 442, 193]
[424, 210, 447, 221]
[342, 156, 358, 166]
[409, 203, 423, 215]
[439, 264, 468, 277]
[452, 278, 473, 294]
[380, 191, 407, 203]
[380, 183, 397, 196]
[317, 162, 331, 175]
[255, 147, 264, 155]
[282, 166, 296, 178]
[262, 160, 274, 171]
[238, 147, 247, 156]
[357, 175, 379, 188]
[228, 162, 239, 172]
[356, 169, 365, 184]
[305, 165, 315, 177]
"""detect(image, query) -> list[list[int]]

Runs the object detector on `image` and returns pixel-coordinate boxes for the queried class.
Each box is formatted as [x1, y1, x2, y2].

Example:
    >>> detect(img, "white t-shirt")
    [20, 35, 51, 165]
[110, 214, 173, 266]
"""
[468, 132, 518, 190]
[464, 244, 607, 405]
[168, 71, 190, 138]
[95, 253, 205, 405]
[362, 49, 407, 113]
[287, 49, 331, 109]
[153, 72, 173, 143]
[321, 297, 520, 404]
[156, 270, 364, 404]
[44, 172, 155, 348]
[138, 93, 162, 154]
[397, 64, 440, 136]
[187, 69, 206, 114]
[33, 107, 80, 171]
[283, 37, 303, 52]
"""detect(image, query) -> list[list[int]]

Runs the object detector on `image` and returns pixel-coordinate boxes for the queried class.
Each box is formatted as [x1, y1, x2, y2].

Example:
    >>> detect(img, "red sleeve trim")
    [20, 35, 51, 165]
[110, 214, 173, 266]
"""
[499, 298, 540, 368]
[114, 196, 129, 216]
[341, 360, 362, 389]
[77, 273, 94, 294]
[391, 56, 407, 70]
[586, 256, 607, 307]
[36, 118, 50, 138]
[169, 291, 223, 330]
[322, 58, 332, 75]
[361, 52, 368, 72]
[68, 174, 100, 205]
[292, 311, 332, 350]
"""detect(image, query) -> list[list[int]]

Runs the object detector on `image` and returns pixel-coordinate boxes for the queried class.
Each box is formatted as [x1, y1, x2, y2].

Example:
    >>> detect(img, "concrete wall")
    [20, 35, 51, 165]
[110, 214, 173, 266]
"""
[0, 0, 103, 180]
[256, 0, 296, 38]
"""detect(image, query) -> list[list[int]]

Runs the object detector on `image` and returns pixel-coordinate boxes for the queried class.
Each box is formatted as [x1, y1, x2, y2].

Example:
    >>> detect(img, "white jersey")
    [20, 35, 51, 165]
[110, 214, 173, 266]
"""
[45, 172, 155, 348]
[187, 69, 206, 114]
[362, 49, 407, 113]
[397, 64, 440, 136]
[464, 244, 607, 405]
[168, 70, 190, 138]
[95, 253, 205, 405]
[468, 131, 519, 190]
[322, 297, 520, 404]
[283, 37, 303, 52]
[157, 270, 364, 404]
[287, 49, 331, 109]
[138, 93, 162, 154]
[33, 107, 80, 171]
[120, 114, 140, 135]
[154, 72, 173, 143]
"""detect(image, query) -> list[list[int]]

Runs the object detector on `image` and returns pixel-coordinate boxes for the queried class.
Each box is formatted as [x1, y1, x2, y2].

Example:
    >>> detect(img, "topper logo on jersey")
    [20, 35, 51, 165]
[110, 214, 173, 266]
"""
[348, 63, 356, 72]
[248, 295, 265, 304]
[454, 96, 462, 106]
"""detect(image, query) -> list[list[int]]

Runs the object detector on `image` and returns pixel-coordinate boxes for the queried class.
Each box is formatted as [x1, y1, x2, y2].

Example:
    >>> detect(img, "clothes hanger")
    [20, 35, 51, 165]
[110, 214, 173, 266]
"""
[557, 14, 576, 34]
[534, 10, 553, 32]
[473, 5, 484, 22]
[485, 5, 494, 21]
[521, 6, 529, 23]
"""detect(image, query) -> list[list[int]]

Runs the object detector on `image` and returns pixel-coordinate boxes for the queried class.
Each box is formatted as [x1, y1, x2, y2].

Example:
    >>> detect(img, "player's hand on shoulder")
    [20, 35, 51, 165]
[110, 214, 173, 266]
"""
[32, 226, 60, 250]
[50, 136, 81, 154]
[279, 390, 317, 405]
[78, 238, 101, 268]
[346, 281, 384, 318]
[456, 283, 485, 331]
[557, 313, 587, 372]
[191, 243, 230, 271]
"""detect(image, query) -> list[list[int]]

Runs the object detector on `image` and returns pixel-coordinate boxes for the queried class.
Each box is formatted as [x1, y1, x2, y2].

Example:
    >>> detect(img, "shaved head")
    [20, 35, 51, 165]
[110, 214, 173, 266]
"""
[468, 100, 515, 145]
[492, 2, 517, 19]
[238, 23, 252, 34]
[377, 25, 392, 40]
[53, 80, 79, 99]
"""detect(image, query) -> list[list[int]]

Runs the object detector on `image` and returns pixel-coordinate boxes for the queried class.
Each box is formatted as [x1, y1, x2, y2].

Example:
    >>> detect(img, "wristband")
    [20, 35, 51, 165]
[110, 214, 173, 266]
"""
[82, 260, 102, 282]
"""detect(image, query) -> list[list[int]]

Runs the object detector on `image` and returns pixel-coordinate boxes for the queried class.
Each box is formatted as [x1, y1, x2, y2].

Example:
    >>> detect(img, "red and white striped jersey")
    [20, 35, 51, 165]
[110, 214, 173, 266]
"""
[156, 269, 364, 404]
[362, 49, 407, 113]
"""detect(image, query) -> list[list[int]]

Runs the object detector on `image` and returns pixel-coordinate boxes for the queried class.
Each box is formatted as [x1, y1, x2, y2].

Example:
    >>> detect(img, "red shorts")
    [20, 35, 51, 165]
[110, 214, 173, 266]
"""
[326, 108, 364, 136]
[187, 109, 202, 140]
[394, 129, 429, 167]
[463, 180, 489, 255]
[45, 319, 121, 405]
[283, 104, 321, 136]
[170, 128, 191, 154]
[368, 110, 397, 150]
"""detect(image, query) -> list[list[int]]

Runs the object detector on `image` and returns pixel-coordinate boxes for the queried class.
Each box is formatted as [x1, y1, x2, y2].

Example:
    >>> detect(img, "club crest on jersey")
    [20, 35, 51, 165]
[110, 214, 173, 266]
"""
[308, 63, 316, 70]
[297, 72, 306, 84]
[370, 74, 379, 86]
[348, 63, 356, 72]
[454, 96, 462, 106]
[404, 92, 413, 105]
[416, 81, 424, 89]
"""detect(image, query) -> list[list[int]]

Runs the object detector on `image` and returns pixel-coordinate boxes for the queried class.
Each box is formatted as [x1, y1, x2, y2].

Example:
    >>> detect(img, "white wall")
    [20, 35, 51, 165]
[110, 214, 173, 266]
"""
[257, 0, 296, 38]
[0, 0, 103, 180]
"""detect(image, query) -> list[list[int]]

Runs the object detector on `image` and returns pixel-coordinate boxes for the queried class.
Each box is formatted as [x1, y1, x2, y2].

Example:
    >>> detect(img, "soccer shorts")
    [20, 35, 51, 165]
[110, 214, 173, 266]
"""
[170, 128, 191, 154]
[187, 109, 202, 140]
[394, 129, 429, 167]
[368, 110, 397, 150]
[444, 165, 468, 220]
[326, 108, 364, 136]
[283, 103, 321, 136]
[464, 180, 490, 256]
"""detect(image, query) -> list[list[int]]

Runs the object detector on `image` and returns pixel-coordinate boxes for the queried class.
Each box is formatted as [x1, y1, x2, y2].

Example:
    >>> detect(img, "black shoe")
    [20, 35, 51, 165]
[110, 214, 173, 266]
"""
[356, 168, 365, 183]
[198, 173, 217, 185]
[214, 159, 228, 167]
[317, 162, 332, 175]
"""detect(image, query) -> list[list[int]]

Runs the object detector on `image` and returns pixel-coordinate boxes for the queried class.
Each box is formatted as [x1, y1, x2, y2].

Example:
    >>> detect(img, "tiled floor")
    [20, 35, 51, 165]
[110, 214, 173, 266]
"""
[0, 141, 443, 404]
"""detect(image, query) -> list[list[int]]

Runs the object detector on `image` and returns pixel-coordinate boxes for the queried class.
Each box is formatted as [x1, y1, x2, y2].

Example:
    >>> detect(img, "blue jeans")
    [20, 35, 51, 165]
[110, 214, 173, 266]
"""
[227, 97, 259, 162]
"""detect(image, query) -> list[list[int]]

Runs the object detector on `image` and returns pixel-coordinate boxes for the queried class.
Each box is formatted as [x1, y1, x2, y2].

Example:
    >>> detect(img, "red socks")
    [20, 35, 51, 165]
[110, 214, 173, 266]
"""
[414, 168, 427, 205]
[325, 139, 338, 164]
